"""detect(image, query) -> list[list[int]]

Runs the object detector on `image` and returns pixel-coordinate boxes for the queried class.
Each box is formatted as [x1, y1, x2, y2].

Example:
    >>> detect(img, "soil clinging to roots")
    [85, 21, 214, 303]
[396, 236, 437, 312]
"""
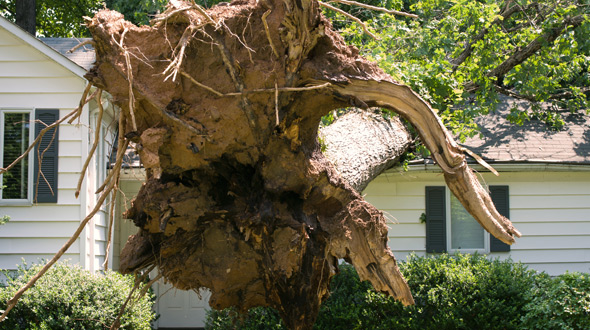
[84, 1, 520, 328]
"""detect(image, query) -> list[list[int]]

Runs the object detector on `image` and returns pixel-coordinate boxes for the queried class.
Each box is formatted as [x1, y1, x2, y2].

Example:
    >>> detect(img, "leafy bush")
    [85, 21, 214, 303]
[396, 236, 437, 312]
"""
[205, 306, 285, 330]
[205, 254, 590, 330]
[521, 272, 590, 330]
[316, 253, 537, 330]
[0, 261, 155, 329]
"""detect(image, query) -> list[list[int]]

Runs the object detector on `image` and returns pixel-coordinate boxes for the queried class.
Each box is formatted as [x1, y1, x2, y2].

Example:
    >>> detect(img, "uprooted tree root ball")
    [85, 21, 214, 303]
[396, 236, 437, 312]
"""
[77, 1, 520, 328]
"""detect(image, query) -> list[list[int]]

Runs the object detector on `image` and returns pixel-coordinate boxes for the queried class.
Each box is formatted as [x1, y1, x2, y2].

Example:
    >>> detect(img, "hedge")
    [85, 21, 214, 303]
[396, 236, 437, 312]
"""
[0, 261, 156, 329]
[205, 253, 590, 330]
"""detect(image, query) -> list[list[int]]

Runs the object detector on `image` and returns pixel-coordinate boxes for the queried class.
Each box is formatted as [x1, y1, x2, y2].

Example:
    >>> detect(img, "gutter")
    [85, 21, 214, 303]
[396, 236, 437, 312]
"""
[386, 159, 590, 174]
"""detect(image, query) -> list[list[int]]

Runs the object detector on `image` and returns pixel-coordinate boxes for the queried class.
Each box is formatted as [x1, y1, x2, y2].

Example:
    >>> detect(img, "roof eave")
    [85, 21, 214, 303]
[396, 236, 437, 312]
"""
[0, 16, 88, 78]
[391, 159, 590, 174]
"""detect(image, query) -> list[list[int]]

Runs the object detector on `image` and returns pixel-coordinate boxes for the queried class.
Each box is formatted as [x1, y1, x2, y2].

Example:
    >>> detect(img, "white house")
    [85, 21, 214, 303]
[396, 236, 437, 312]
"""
[364, 97, 590, 276]
[0, 16, 115, 275]
[0, 16, 210, 329]
[1, 14, 589, 329]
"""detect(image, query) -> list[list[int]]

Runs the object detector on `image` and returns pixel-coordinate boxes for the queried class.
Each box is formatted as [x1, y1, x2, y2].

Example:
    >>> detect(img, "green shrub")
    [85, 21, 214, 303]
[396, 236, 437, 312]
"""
[205, 306, 285, 330]
[521, 272, 590, 330]
[316, 253, 537, 330]
[0, 261, 156, 329]
[205, 254, 589, 330]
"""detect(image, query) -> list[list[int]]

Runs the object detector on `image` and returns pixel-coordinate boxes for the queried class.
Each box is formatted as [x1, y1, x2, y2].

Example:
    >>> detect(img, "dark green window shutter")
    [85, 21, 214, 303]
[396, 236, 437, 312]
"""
[34, 109, 59, 203]
[425, 186, 446, 253]
[489, 185, 510, 252]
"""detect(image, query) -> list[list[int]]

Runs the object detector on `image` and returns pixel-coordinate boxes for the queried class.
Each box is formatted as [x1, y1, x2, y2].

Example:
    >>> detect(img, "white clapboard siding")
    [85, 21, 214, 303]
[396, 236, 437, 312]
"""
[0, 221, 79, 238]
[387, 223, 425, 237]
[363, 170, 590, 276]
[0, 77, 86, 93]
[511, 208, 590, 222]
[0, 238, 79, 254]
[0, 45, 47, 61]
[0, 93, 82, 109]
[0, 254, 80, 270]
[0, 23, 92, 271]
[0, 61, 73, 77]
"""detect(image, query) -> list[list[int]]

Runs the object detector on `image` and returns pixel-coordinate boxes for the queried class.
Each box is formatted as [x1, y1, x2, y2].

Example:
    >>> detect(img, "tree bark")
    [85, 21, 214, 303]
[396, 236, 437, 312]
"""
[84, 1, 520, 328]
[15, 0, 36, 35]
[320, 109, 411, 192]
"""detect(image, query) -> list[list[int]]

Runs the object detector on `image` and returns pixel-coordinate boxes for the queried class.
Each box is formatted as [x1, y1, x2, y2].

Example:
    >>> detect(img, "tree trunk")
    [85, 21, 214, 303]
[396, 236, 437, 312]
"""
[15, 0, 36, 35]
[85, 1, 520, 328]
[320, 109, 411, 192]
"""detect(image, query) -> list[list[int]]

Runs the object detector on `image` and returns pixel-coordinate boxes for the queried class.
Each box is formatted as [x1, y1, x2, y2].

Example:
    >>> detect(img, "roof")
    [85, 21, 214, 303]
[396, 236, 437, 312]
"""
[0, 16, 88, 78]
[39, 37, 95, 70]
[461, 95, 590, 165]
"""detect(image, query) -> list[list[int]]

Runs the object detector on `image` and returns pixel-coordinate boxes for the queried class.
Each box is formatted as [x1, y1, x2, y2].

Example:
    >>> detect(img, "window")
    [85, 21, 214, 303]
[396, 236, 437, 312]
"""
[425, 186, 510, 253]
[449, 193, 487, 251]
[0, 109, 60, 204]
[1, 110, 33, 201]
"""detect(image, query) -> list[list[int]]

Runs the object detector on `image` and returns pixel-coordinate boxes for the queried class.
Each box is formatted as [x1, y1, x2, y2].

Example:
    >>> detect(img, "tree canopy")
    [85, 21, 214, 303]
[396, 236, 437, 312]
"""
[0, 0, 103, 37]
[2, 0, 587, 136]
[335, 0, 589, 139]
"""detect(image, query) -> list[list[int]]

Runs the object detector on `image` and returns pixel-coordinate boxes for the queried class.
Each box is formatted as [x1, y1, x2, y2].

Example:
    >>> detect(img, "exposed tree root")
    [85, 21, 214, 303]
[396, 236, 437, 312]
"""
[76, 89, 104, 198]
[110, 266, 161, 330]
[76, 1, 521, 328]
[0, 1, 521, 328]
[0, 142, 125, 322]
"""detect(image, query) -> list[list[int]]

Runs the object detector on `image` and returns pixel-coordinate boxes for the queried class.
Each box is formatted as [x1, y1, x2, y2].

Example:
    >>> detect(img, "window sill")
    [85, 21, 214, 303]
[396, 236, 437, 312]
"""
[0, 200, 33, 207]
[449, 249, 488, 255]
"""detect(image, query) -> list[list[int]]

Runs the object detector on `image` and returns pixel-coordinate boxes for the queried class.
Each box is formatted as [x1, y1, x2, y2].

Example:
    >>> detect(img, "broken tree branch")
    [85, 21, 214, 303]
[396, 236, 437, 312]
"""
[330, 79, 521, 244]
[67, 39, 95, 53]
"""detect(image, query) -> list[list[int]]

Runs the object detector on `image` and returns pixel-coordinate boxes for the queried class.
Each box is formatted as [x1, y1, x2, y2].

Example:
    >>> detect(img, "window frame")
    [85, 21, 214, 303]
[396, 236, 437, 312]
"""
[0, 109, 35, 205]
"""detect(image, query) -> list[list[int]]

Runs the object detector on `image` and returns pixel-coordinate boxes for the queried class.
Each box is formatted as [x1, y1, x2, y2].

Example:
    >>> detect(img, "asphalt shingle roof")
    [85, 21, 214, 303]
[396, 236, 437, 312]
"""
[40, 37, 95, 70]
[462, 95, 590, 164]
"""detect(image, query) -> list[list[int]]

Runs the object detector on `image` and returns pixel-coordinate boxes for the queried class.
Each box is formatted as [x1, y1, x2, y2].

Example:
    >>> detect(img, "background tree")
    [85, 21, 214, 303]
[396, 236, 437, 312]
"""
[0, 0, 103, 37]
[337, 0, 589, 141]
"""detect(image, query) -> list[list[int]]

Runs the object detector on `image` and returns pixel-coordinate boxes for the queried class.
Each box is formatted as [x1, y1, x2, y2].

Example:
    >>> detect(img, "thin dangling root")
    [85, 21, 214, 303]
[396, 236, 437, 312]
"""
[76, 89, 105, 198]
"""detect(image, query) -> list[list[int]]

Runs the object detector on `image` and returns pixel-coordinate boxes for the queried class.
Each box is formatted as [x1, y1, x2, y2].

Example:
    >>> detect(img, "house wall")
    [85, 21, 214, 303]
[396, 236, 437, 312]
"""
[363, 167, 590, 276]
[0, 26, 94, 270]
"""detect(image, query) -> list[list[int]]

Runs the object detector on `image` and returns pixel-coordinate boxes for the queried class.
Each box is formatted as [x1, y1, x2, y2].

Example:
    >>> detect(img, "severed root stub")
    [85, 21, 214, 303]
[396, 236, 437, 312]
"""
[85, 1, 519, 329]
